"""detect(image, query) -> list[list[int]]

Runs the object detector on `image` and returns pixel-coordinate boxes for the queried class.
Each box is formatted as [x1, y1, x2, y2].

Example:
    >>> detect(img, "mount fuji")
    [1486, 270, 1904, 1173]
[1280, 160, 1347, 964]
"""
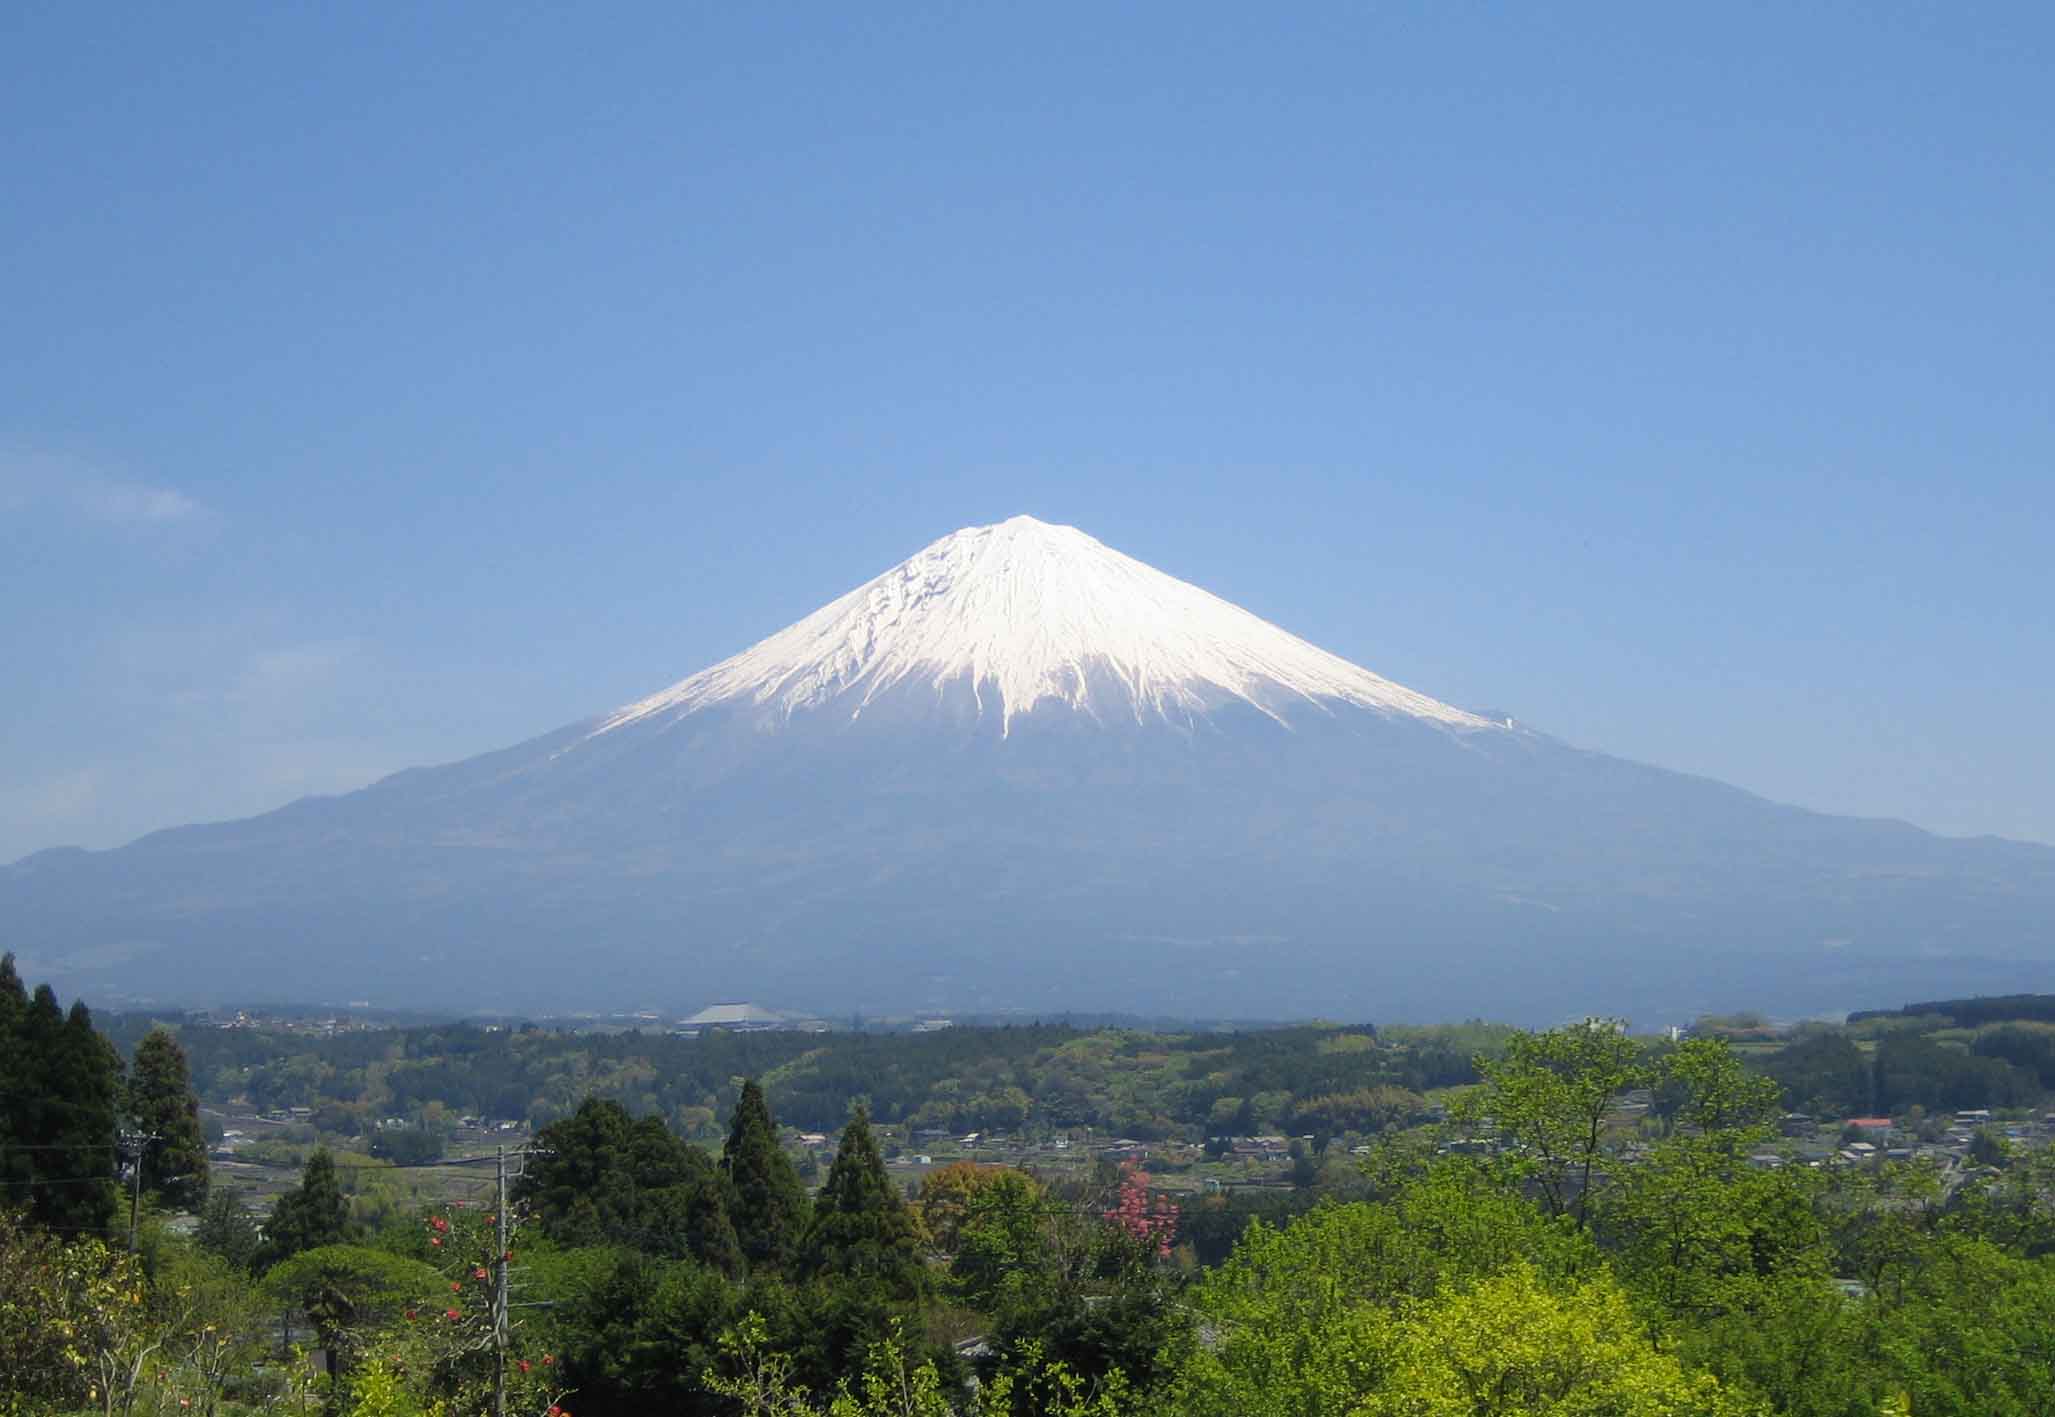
[8, 516, 2054, 1023]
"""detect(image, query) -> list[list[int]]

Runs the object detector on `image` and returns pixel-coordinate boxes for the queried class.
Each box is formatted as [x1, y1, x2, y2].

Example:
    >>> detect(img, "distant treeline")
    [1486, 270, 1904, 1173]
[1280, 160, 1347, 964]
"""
[98, 1014, 1502, 1140]
[1754, 1018, 2055, 1117]
[1848, 994, 2055, 1027]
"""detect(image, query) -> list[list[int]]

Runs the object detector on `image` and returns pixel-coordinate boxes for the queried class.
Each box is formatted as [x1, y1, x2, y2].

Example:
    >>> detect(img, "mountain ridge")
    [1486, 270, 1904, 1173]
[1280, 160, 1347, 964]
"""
[6, 517, 2054, 1022]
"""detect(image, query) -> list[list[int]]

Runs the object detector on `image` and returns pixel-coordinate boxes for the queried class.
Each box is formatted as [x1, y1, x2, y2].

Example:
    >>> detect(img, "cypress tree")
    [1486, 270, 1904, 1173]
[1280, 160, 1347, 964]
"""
[262, 1147, 352, 1266]
[801, 1104, 925, 1296]
[128, 1028, 209, 1210]
[719, 1078, 810, 1272]
[22, 996, 121, 1234]
[0, 955, 28, 1198]
[685, 1177, 745, 1276]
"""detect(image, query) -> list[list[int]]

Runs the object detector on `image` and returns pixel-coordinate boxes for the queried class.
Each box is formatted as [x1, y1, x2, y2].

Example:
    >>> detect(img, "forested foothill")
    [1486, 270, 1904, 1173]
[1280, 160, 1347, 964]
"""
[14, 960, 2055, 1414]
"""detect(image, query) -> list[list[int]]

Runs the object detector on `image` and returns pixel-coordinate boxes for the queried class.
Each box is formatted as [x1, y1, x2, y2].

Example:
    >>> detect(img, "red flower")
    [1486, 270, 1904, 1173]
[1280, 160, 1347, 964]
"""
[445, 1308, 461, 1320]
[451, 1282, 463, 1292]
[518, 1360, 531, 1374]
[542, 1355, 554, 1367]
[473, 1266, 489, 1280]
[405, 1309, 417, 1321]
[430, 1237, 443, 1247]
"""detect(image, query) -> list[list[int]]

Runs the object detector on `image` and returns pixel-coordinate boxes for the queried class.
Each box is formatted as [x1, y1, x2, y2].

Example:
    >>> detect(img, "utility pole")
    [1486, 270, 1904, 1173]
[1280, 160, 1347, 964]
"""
[119, 1129, 160, 1252]
[494, 1145, 508, 1417]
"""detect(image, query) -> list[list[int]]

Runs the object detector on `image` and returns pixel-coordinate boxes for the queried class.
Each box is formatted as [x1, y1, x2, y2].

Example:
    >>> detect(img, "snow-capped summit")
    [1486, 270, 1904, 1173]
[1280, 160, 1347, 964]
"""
[596, 515, 1492, 736]
[12, 513, 2055, 1023]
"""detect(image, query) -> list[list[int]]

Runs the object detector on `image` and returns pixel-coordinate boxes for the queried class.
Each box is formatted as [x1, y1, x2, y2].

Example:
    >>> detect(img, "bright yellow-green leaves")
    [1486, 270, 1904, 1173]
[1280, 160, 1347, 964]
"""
[1355, 1263, 1761, 1417]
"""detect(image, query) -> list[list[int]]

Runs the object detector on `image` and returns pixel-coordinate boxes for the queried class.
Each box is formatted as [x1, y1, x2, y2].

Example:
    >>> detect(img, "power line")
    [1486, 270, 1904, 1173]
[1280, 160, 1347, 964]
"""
[0, 1140, 121, 1151]
[0, 1175, 117, 1188]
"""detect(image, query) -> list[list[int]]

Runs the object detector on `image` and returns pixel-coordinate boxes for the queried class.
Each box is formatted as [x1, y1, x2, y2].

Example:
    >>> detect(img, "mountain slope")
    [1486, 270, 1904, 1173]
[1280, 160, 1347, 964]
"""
[7, 517, 2054, 1023]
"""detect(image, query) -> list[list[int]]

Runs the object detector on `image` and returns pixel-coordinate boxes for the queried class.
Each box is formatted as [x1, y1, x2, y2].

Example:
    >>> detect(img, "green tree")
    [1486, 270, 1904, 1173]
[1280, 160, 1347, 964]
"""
[518, 1095, 736, 1267]
[262, 1244, 443, 1383]
[26, 992, 125, 1234]
[1357, 1261, 1759, 1416]
[1458, 1020, 1652, 1224]
[1168, 1176, 1595, 1417]
[1598, 1135, 1828, 1322]
[0, 962, 123, 1235]
[263, 1147, 354, 1266]
[128, 1028, 210, 1211]
[720, 1079, 810, 1273]
[196, 1183, 265, 1272]
[801, 1106, 924, 1296]
[0, 953, 30, 1200]
[154, 1242, 268, 1417]
[1661, 1035, 1784, 1135]
[947, 1170, 1052, 1308]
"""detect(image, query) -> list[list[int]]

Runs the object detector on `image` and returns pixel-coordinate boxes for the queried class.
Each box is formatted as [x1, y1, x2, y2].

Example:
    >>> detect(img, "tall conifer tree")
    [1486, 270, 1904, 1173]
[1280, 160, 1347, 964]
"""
[718, 1078, 809, 1272]
[21, 995, 121, 1234]
[0, 955, 28, 1198]
[128, 1028, 209, 1210]
[262, 1148, 352, 1266]
[801, 1104, 925, 1296]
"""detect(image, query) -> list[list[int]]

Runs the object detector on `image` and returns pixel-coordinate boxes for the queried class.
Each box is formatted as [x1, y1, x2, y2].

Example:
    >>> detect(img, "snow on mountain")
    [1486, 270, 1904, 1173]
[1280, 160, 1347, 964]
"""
[594, 515, 1494, 736]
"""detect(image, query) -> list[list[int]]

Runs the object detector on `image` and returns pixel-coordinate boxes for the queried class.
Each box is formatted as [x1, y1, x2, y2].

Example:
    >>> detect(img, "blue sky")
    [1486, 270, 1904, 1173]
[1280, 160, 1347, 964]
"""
[2, 4, 2051, 861]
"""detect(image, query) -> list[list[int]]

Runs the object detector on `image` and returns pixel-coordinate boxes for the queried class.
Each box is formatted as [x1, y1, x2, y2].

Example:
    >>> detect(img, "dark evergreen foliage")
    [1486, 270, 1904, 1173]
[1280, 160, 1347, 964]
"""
[0, 970, 122, 1235]
[1762, 1030, 1873, 1115]
[718, 1079, 809, 1273]
[127, 1028, 209, 1210]
[800, 1105, 924, 1296]
[1876, 1034, 2037, 1112]
[261, 1148, 353, 1266]
[517, 1097, 735, 1268]
[1973, 1025, 2055, 1089]
[0, 955, 30, 1201]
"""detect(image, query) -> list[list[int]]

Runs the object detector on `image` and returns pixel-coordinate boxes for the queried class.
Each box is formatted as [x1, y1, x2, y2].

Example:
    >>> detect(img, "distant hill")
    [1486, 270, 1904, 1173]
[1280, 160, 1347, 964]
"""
[1848, 995, 2055, 1027]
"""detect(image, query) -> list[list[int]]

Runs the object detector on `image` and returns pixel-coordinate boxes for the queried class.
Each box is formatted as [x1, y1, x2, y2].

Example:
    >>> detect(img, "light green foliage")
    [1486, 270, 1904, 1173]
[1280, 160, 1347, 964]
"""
[1597, 1135, 1828, 1321]
[950, 1169, 1053, 1309]
[153, 1243, 268, 1417]
[263, 1244, 445, 1381]
[0, 1208, 151, 1414]
[1660, 1036, 1783, 1135]
[1359, 1261, 1762, 1416]
[1169, 1207, 1408, 1417]
[1457, 1021, 1651, 1222]
[1863, 1234, 2055, 1417]
[1168, 1177, 1597, 1417]
[345, 1356, 448, 1417]
[705, 1314, 1133, 1417]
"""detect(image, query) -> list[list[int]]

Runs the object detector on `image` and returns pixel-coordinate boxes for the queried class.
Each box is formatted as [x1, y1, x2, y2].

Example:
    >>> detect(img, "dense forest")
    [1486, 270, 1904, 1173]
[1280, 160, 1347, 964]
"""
[92, 1013, 1502, 1143]
[16, 958, 2055, 1414]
